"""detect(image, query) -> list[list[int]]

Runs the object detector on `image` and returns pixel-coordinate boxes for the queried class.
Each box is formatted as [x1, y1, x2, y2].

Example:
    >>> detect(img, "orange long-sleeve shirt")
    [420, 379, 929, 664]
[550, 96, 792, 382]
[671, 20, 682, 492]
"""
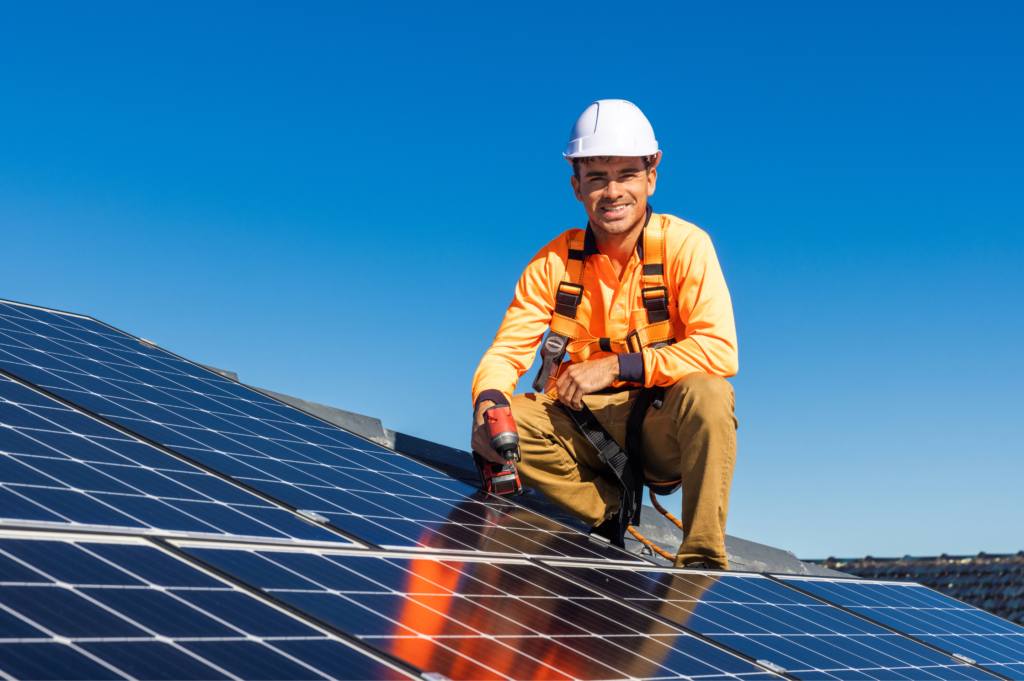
[472, 212, 738, 407]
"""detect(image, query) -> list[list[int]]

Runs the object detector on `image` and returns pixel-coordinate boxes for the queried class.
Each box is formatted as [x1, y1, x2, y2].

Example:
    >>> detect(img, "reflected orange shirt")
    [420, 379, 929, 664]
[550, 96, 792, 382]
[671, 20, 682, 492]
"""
[472, 213, 738, 407]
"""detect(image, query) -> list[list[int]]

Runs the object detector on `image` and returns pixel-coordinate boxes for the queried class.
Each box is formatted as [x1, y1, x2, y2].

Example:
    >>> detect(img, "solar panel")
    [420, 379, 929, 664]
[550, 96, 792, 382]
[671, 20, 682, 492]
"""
[556, 563, 999, 680]
[0, 372, 347, 544]
[0, 299, 636, 562]
[0, 295, 1016, 681]
[0, 532, 415, 680]
[781, 576, 1024, 680]
[177, 541, 781, 681]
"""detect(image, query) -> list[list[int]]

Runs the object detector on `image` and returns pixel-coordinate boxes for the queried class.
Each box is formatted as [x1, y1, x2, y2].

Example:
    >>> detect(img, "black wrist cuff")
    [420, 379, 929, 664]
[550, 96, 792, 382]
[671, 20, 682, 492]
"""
[474, 389, 510, 410]
[617, 353, 645, 384]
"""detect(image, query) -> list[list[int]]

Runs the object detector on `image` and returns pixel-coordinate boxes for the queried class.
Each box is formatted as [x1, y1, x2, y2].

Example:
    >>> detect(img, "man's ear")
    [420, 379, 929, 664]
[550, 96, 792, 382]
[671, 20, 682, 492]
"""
[646, 152, 661, 198]
[570, 173, 584, 202]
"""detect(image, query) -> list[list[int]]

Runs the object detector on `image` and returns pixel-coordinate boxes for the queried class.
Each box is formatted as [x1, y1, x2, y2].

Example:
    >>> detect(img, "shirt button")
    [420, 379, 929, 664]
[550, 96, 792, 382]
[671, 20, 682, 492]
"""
[614, 304, 622, 311]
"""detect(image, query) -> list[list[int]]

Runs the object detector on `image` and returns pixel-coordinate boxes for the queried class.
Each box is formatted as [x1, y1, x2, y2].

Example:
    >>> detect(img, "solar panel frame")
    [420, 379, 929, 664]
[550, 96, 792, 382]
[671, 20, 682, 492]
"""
[0, 298, 644, 563]
[0, 529, 420, 680]
[777, 574, 1023, 681]
[0, 368, 360, 547]
[541, 560, 1004, 680]
[169, 538, 786, 681]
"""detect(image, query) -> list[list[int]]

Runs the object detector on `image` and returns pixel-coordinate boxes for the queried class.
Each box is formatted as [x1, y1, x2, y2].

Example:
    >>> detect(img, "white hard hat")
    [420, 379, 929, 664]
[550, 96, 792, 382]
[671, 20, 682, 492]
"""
[564, 99, 659, 158]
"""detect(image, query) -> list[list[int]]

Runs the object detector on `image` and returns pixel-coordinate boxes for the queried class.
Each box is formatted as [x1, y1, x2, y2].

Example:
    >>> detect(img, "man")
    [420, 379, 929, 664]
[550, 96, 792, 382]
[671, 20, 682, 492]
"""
[470, 100, 738, 569]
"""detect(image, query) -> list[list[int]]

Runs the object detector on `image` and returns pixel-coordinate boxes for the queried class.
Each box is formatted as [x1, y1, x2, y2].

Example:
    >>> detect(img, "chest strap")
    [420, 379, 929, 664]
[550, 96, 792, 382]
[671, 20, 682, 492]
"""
[631, 221, 675, 351]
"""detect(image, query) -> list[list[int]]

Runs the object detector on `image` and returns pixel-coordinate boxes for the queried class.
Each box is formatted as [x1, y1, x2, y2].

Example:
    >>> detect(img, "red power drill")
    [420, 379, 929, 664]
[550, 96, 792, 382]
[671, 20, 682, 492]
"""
[472, 405, 524, 497]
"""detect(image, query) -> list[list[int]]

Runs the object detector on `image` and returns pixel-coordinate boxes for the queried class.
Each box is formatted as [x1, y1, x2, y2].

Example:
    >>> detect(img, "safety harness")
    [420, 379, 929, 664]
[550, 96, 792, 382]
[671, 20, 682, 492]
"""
[531, 207, 676, 395]
[531, 207, 683, 549]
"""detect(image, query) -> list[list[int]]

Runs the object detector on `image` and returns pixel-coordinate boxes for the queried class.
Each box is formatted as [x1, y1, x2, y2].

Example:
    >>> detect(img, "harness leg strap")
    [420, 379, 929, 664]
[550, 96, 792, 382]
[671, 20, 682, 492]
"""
[623, 385, 663, 521]
[560, 403, 639, 547]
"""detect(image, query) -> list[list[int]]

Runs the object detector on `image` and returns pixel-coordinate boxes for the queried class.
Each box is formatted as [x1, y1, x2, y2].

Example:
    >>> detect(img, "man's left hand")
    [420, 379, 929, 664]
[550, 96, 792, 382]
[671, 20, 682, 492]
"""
[555, 355, 620, 411]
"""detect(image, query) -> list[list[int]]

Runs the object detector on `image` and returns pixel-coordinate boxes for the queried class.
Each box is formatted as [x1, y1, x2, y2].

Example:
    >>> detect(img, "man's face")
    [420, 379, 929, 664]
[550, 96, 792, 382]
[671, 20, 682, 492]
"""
[570, 155, 659, 236]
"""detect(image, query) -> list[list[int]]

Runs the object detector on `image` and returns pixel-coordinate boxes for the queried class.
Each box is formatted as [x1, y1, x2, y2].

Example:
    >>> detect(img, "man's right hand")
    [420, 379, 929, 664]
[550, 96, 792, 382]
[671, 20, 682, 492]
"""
[471, 400, 505, 464]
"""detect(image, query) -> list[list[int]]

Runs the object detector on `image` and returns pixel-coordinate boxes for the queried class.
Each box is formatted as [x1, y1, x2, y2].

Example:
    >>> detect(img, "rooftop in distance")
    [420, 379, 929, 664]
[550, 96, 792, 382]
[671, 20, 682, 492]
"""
[815, 553, 1024, 626]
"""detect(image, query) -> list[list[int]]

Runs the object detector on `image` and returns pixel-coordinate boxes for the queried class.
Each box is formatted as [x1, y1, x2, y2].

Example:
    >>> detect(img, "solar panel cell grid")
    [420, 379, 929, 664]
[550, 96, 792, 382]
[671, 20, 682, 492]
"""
[0, 535, 413, 680]
[0, 373, 345, 544]
[783, 577, 1024, 680]
[0, 300, 637, 561]
[183, 544, 780, 681]
[560, 565, 1000, 680]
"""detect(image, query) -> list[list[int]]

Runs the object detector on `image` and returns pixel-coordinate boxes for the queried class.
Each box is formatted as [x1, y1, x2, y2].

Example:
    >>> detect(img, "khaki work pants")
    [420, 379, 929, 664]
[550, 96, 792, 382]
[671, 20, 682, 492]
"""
[510, 373, 737, 569]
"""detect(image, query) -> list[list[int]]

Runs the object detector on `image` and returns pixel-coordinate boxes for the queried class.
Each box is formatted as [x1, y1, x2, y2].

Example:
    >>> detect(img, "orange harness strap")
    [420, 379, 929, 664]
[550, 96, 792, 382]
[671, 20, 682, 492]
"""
[633, 214, 676, 352]
[531, 232, 588, 392]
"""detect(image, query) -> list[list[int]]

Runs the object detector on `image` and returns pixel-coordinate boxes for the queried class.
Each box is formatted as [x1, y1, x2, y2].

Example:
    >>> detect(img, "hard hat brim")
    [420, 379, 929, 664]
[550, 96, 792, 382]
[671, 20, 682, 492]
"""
[563, 143, 659, 159]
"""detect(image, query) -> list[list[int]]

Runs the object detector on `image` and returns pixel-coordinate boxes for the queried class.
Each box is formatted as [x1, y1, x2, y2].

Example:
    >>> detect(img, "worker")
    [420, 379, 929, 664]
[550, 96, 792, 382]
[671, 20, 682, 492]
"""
[470, 100, 738, 570]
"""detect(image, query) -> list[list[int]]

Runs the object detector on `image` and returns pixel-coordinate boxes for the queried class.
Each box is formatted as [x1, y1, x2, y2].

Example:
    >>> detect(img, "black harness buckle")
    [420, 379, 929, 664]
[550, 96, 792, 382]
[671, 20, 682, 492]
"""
[554, 282, 584, 319]
[641, 286, 671, 322]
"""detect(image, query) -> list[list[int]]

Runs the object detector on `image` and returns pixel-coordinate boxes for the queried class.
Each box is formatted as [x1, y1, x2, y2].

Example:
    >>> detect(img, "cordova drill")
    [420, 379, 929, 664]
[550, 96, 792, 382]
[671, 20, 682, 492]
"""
[472, 404, 523, 497]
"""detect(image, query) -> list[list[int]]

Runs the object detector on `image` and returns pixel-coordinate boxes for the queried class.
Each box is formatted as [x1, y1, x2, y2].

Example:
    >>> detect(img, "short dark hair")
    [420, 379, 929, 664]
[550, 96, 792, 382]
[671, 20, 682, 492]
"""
[572, 155, 655, 181]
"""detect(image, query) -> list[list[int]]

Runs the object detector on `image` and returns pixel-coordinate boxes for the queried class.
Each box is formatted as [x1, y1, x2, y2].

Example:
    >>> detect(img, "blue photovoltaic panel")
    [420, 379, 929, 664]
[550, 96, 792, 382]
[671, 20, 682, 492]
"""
[782, 576, 1024, 680]
[561, 565, 998, 680]
[0, 534, 412, 680]
[0, 300, 636, 561]
[183, 544, 779, 681]
[0, 373, 344, 544]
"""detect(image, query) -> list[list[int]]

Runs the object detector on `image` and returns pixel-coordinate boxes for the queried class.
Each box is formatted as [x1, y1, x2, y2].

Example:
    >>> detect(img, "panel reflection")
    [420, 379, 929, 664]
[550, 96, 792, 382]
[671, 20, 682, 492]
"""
[187, 547, 772, 681]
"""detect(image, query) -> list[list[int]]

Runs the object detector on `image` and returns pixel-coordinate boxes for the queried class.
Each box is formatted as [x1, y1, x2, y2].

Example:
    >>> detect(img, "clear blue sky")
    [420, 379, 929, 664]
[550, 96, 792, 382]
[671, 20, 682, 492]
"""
[1, 1, 1021, 560]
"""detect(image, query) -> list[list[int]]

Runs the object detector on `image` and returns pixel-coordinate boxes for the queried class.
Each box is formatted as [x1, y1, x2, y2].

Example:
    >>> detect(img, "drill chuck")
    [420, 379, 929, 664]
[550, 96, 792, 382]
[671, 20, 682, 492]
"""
[490, 432, 519, 460]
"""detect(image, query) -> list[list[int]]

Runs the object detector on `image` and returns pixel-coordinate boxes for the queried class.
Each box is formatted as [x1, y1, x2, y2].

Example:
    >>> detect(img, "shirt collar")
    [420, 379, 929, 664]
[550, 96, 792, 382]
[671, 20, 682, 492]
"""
[583, 204, 654, 259]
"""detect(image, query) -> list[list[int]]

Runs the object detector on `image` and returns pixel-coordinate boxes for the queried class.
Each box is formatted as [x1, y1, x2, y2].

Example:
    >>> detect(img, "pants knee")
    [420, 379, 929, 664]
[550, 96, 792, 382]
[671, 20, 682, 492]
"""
[675, 373, 735, 424]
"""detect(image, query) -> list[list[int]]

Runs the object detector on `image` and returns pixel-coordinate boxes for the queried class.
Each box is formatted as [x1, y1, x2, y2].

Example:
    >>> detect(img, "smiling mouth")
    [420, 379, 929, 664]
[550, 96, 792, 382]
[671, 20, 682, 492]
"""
[600, 204, 630, 217]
